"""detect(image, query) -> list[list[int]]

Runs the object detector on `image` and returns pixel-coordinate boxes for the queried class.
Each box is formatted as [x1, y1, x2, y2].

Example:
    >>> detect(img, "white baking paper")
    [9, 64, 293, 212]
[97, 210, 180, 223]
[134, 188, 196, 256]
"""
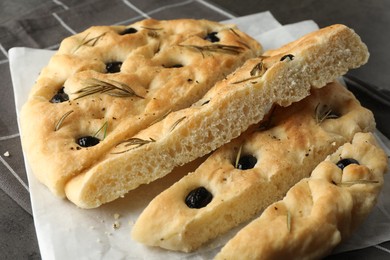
[9, 11, 390, 259]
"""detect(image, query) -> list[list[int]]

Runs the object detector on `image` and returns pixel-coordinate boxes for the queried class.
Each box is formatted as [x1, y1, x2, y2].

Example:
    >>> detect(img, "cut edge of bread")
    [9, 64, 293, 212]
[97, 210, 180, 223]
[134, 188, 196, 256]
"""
[65, 24, 369, 208]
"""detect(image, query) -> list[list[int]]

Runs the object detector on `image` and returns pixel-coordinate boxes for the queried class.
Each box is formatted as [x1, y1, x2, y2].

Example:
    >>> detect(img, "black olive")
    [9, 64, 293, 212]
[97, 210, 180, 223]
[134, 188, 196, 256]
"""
[185, 187, 213, 209]
[106, 62, 122, 73]
[77, 136, 100, 148]
[120, 27, 137, 35]
[336, 158, 360, 170]
[50, 87, 69, 103]
[204, 32, 219, 42]
[236, 155, 257, 170]
[280, 54, 294, 61]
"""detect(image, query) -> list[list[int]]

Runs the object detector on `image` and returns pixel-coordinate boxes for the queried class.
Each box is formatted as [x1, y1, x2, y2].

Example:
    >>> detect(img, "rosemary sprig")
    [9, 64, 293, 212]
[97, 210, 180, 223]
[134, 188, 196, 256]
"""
[54, 110, 74, 131]
[73, 78, 143, 100]
[179, 44, 243, 56]
[112, 137, 156, 154]
[338, 180, 379, 186]
[73, 32, 106, 53]
[234, 144, 243, 169]
[170, 116, 186, 132]
[314, 103, 339, 124]
[93, 121, 108, 140]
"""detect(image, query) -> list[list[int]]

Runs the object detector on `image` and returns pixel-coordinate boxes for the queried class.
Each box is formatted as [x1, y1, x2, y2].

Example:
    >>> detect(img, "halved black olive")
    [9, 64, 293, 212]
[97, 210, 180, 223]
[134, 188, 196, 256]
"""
[185, 186, 213, 209]
[77, 136, 100, 148]
[106, 62, 122, 73]
[50, 87, 69, 103]
[120, 27, 137, 35]
[336, 158, 360, 170]
[236, 155, 257, 170]
[280, 54, 294, 61]
[204, 32, 219, 42]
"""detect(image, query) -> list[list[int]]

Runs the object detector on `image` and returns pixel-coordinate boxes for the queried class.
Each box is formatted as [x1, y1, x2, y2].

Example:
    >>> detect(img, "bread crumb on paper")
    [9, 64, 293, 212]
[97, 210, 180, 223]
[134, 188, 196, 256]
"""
[113, 221, 121, 229]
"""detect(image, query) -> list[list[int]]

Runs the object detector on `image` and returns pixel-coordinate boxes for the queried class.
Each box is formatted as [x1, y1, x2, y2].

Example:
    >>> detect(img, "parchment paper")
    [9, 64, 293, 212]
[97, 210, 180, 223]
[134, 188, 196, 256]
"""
[9, 11, 390, 259]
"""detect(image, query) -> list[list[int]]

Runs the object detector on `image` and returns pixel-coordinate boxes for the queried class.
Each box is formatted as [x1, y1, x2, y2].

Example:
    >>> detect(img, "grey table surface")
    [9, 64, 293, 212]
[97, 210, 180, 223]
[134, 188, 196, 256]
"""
[0, 0, 389, 259]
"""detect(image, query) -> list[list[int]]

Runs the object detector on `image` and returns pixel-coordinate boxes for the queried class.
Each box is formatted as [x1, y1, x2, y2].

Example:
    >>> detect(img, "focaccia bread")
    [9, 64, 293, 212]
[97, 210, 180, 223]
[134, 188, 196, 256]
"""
[21, 22, 369, 208]
[216, 132, 388, 260]
[131, 81, 376, 252]
[64, 24, 370, 208]
[20, 18, 261, 198]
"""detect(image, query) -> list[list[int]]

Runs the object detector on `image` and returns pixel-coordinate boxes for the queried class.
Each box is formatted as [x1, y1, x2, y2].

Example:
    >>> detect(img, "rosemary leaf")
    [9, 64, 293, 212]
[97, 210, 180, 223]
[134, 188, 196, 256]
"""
[287, 210, 292, 232]
[235, 144, 243, 169]
[94, 121, 108, 140]
[231, 75, 263, 84]
[140, 26, 163, 31]
[250, 61, 266, 76]
[314, 103, 339, 124]
[232, 58, 268, 84]
[73, 78, 143, 100]
[54, 110, 74, 131]
[338, 180, 379, 186]
[112, 137, 156, 154]
[179, 44, 243, 56]
[123, 137, 155, 147]
[170, 116, 186, 132]
[229, 28, 241, 38]
[74, 32, 106, 53]
[148, 109, 172, 127]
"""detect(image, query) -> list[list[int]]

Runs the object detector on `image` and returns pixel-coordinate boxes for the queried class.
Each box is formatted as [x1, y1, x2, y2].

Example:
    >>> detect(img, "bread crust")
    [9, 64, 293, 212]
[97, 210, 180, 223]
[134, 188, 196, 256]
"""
[216, 132, 388, 260]
[131, 81, 375, 252]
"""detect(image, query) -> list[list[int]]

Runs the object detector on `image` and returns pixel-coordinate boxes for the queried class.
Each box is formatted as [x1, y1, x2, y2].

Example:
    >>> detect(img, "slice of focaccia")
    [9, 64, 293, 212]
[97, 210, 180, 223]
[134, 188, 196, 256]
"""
[64, 24, 369, 208]
[216, 132, 388, 260]
[20, 18, 261, 198]
[131, 81, 376, 252]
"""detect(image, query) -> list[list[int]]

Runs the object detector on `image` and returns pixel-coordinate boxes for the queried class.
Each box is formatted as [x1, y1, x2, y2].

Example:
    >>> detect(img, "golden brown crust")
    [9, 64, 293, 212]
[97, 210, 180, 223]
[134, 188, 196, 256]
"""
[216, 132, 388, 260]
[20, 18, 261, 197]
[131, 82, 376, 252]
